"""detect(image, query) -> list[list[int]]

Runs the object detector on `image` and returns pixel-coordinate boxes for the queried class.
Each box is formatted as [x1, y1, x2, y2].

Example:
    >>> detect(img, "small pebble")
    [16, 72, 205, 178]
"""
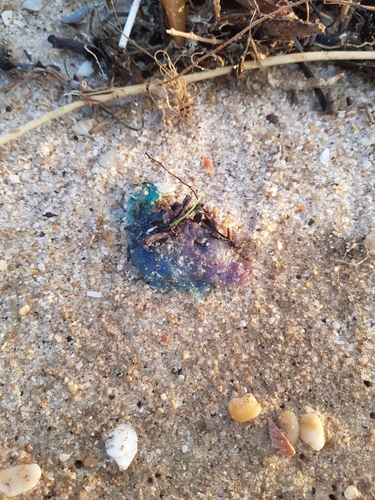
[0, 464, 41, 497]
[266, 113, 279, 125]
[60, 6, 90, 24]
[58, 454, 71, 463]
[155, 182, 175, 194]
[202, 156, 215, 175]
[332, 321, 340, 330]
[228, 394, 261, 423]
[23, 0, 43, 12]
[87, 291, 102, 298]
[299, 413, 325, 451]
[278, 411, 299, 445]
[344, 485, 361, 499]
[1, 11, 13, 26]
[320, 148, 331, 164]
[19, 305, 30, 316]
[37, 263, 45, 273]
[181, 445, 188, 453]
[99, 149, 118, 169]
[105, 424, 138, 471]
[83, 456, 98, 468]
[8, 175, 20, 184]
[0, 260, 7, 271]
[364, 231, 375, 254]
[76, 60, 94, 78]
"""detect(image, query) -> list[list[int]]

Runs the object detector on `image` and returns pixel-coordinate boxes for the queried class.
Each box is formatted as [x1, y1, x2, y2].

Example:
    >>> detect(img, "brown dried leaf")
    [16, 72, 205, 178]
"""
[268, 418, 296, 457]
[260, 19, 325, 40]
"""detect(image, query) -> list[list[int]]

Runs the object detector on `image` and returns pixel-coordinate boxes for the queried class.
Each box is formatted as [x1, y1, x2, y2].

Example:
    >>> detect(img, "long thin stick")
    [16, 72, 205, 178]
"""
[166, 28, 224, 45]
[2, 51, 375, 146]
[145, 152, 199, 198]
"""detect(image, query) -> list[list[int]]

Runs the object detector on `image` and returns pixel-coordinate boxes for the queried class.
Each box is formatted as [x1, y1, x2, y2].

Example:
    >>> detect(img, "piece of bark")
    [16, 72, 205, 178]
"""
[260, 19, 325, 40]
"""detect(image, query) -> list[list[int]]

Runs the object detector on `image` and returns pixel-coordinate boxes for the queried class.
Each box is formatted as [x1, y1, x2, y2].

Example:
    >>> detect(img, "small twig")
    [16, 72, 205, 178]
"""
[3, 51, 375, 146]
[324, 0, 375, 10]
[145, 152, 199, 199]
[144, 231, 172, 247]
[84, 45, 106, 78]
[119, 0, 142, 49]
[169, 197, 201, 227]
[166, 28, 224, 45]
[364, 103, 374, 124]
[109, 0, 123, 31]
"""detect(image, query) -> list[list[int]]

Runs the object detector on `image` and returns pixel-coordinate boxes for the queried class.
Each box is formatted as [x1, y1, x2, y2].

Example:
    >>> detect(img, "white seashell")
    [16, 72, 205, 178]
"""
[71, 118, 94, 137]
[0, 464, 41, 497]
[23, 0, 43, 12]
[1, 10, 13, 26]
[228, 394, 261, 423]
[76, 60, 94, 77]
[344, 485, 361, 499]
[106, 424, 138, 471]
[299, 413, 325, 451]
[268, 419, 295, 457]
[278, 411, 299, 446]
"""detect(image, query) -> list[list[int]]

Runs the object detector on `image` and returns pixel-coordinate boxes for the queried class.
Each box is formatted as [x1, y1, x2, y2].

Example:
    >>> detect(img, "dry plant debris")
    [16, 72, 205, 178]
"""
[1, 0, 375, 144]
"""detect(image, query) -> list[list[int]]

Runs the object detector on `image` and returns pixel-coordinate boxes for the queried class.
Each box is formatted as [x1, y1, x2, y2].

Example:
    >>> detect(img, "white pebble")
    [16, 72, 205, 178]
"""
[1, 11, 13, 26]
[105, 424, 138, 471]
[0, 260, 7, 271]
[0, 464, 41, 497]
[87, 291, 102, 298]
[37, 262, 45, 272]
[364, 232, 375, 254]
[320, 148, 330, 164]
[344, 485, 361, 499]
[181, 445, 188, 453]
[332, 321, 340, 330]
[155, 182, 176, 194]
[23, 0, 43, 11]
[99, 149, 118, 169]
[360, 134, 375, 147]
[76, 60, 94, 77]
[8, 174, 20, 184]
[58, 454, 71, 463]
[334, 339, 345, 345]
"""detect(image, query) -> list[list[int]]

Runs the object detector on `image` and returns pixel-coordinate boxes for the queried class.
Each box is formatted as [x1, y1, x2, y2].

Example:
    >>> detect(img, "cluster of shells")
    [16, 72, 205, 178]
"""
[228, 394, 325, 457]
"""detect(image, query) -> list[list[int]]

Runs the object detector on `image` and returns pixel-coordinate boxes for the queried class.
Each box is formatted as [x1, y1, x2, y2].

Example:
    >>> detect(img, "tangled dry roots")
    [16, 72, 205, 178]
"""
[149, 51, 195, 126]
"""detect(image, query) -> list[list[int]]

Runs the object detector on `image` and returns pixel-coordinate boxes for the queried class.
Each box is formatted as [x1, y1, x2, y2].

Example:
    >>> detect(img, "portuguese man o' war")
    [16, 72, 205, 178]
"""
[125, 183, 252, 294]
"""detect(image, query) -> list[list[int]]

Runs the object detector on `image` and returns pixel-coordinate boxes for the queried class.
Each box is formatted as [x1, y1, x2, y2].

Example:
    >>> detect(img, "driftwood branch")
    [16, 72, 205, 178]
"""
[1, 51, 375, 146]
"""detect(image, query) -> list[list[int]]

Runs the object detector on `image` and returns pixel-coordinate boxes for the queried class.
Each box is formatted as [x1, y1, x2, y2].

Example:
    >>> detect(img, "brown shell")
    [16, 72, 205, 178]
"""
[268, 418, 296, 457]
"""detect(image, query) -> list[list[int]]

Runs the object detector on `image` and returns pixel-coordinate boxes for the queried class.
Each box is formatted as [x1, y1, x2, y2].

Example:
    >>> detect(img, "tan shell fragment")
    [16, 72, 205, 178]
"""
[268, 419, 296, 457]
[228, 394, 261, 423]
[299, 413, 325, 451]
[278, 411, 299, 445]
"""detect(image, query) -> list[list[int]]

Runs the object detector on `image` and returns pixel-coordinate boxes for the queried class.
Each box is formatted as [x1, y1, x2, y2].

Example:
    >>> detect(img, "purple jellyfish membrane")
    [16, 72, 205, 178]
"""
[125, 183, 252, 294]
